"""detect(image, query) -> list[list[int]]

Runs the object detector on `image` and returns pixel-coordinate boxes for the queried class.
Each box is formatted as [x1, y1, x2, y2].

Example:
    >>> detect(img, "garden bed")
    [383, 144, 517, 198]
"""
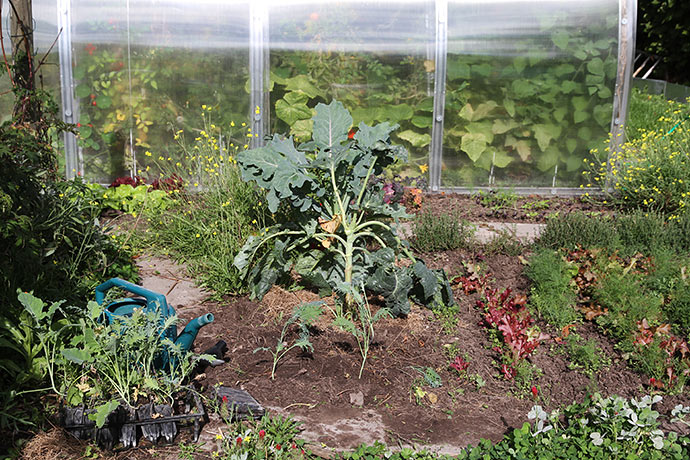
[131, 192, 685, 456]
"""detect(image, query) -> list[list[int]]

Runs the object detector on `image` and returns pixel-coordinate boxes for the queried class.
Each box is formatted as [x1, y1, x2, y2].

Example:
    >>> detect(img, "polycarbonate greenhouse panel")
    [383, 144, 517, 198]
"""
[70, 0, 250, 183]
[267, 0, 435, 179]
[0, 0, 10, 121]
[442, 0, 619, 188]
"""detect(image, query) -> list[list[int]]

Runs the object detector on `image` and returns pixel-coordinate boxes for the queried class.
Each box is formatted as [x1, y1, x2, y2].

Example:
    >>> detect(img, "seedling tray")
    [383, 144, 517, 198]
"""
[63, 390, 206, 449]
[214, 386, 265, 420]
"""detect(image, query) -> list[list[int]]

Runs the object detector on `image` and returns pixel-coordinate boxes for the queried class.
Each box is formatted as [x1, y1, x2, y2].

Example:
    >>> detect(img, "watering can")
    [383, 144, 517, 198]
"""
[94, 278, 214, 370]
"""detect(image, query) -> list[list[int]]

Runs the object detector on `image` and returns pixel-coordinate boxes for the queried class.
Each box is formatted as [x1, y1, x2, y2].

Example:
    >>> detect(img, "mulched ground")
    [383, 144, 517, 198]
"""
[14, 192, 690, 458]
[421, 192, 612, 223]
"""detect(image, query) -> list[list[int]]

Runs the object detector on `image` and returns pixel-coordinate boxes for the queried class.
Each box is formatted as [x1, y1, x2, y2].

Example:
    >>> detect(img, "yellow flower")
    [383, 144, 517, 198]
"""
[195, 233, 201, 238]
[419, 164, 429, 173]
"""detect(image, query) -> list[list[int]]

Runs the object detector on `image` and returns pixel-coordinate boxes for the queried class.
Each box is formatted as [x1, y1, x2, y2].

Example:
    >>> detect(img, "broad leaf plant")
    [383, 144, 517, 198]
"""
[234, 100, 454, 316]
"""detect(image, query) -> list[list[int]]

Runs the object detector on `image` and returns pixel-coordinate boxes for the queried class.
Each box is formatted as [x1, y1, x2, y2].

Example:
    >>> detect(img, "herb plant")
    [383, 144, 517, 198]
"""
[332, 284, 391, 379]
[254, 301, 324, 380]
[234, 100, 454, 316]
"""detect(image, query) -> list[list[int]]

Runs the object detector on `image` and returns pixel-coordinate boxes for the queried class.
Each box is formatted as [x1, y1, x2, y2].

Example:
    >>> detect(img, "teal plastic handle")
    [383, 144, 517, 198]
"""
[94, 278, 172, 318]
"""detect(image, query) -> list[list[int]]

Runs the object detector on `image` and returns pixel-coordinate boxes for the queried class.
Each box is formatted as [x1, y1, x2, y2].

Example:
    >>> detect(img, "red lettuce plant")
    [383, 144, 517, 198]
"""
[478, 287, 546, 379]
[109, 175, 145, 188]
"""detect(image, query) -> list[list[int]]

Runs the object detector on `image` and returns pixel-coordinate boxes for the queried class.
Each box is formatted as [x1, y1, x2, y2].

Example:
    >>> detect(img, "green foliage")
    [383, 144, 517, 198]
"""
[637, 0, 690, 85]
[411, 366, 443, 389]
[0, 90, 135, 310]
[443, 13, 617, 186]
[626, 89, 687, 141]
[234, 101, 454, 316]
[537, 211, 690, 257]
[566, 333, 611, 377]
[332, 284, 391, 379]
[411, 210, 475, 252]
[270, 36, 432, 174]
[433, 303, 461, 334]
[536, 212, 619, 251]
[145, 110, 269, 296]
[72, 43, 249, 180]
[587, 94, 690, 219]
[666, 283, 690, 339]
[13, 292, 207, 424]
[254, 301, 324, 380]
[477, 189, 519, 211]
[593, 269, 663, 345]
[526, 249, 579, 329]
[615, 210, 673, 256]
[335, 395, 690, 459]
[483, 229, 524, 257]
[90, 183, 172, 215]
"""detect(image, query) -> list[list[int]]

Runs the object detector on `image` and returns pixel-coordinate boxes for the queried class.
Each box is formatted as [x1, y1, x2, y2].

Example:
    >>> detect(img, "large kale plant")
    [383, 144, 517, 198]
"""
[233, 101, 454, 316]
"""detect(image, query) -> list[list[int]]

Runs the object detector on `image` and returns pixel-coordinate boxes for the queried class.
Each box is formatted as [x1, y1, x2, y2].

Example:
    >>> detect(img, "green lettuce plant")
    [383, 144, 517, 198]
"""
[233, 100, 454, 316]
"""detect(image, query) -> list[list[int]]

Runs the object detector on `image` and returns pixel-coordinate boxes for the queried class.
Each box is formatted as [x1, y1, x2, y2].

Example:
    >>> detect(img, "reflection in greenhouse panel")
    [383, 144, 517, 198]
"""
[442, 0, 618, 188]
[71, 0, 250, 183]
[268, 0, 436, 180]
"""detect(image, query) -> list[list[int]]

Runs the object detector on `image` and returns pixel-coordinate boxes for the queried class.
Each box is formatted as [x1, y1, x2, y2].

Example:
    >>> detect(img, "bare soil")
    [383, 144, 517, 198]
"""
[189, 248, 690, 455]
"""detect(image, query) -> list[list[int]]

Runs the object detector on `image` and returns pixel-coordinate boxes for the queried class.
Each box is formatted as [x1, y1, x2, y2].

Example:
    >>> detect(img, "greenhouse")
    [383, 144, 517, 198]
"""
[2, 0, 635, 192]
[6, 0, 690, 458]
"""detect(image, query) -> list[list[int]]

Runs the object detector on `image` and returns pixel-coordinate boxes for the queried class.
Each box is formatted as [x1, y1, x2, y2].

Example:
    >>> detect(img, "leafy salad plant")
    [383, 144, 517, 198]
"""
[234, 100, 454, 316]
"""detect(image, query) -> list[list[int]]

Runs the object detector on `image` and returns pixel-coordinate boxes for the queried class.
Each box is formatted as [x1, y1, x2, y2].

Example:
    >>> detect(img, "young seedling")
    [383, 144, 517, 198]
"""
[332, 283, 391, 379]
[254, 301, 324, 380]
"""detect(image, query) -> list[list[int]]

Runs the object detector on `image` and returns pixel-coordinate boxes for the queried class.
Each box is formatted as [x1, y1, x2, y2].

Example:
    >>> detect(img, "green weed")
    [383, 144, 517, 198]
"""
[477, 189, 519, 211]
[566, 333, 610, 377]
[666, 284, 690, 339]
[484, 228, 523, 256]
[521, 199, 551, 211]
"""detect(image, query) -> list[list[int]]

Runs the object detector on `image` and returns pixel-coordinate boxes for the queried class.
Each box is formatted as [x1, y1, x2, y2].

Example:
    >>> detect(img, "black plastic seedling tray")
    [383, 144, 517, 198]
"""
[63, 390, 206, 449]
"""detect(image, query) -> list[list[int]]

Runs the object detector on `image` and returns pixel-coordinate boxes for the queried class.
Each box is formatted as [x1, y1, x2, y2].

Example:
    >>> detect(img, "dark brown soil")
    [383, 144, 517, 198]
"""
[190, 246, 690, 453]
[421, 193, 612, 223]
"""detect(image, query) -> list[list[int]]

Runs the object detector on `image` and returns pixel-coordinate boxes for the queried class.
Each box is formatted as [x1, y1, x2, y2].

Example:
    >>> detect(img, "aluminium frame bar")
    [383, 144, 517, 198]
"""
[429, 0, 448, 192]
[249, 2, 268, 149]
[57, 0, 80, 178]
[607, 0, 636, 192]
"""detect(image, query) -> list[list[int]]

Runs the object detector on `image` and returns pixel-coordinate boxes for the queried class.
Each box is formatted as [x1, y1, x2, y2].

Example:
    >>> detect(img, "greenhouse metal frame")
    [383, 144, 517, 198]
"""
[3, 0, 637, 194]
